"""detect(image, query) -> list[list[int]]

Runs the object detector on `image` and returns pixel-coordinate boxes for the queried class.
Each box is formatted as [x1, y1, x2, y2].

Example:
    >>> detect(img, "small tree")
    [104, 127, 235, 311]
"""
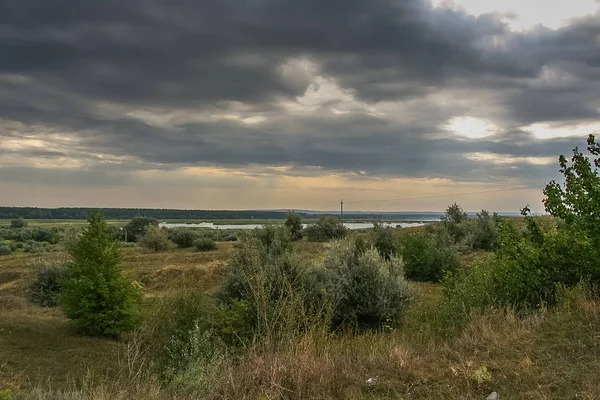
[60, 212, 142, 337]
[11, 217, 27, 229]
[442, 202, 469, 243]
[170, 229, 199, 248]
[443, 203, 468, 224]
[544, 134, 600, 241]
[126, 216, 158, 242]
[284, 212, 303, 241]
[372, 223, 398, 260]
[305, 215, 347, 242]
[195, 237, 217, 251]
[138, 226, 173, 252]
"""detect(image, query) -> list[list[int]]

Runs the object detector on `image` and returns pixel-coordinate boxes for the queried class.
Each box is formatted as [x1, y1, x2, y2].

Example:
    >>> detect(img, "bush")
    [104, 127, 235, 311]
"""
[400, 230, 460, 282]
[0, 242, 11, 255]
[28, 254, 70, 307]
[285, 212, 303, 241]
[305, 215, 347, 242]
[371, 223, 398, 260]
[195, 237, 217, 251]
[471, 210, 500, 251]
[321, 239, 415, 330]
[138, 226, 173, 252]
[10, 217, 27, 228]
[142, 291, 237, 384]
[218, 227, 320, 343]
[125, 216, 158, 242]
[170, 229, 199, 248]
[32, 227, 62, 244]
[442, 218, 600, 329]
[23, 240, 44, 253]
[60, 212, 142, 337]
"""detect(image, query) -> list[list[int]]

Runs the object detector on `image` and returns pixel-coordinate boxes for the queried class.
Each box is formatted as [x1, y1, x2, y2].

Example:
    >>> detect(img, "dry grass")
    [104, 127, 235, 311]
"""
[2, 243, 600, 399]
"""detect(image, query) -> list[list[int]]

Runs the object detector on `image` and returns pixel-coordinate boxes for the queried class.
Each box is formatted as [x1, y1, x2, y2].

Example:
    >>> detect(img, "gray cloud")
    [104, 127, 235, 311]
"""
[1, 0, 599, 193]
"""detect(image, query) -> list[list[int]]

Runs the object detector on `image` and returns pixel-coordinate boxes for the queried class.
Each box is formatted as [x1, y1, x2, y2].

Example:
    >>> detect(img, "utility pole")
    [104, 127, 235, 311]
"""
[340, 198, 344, 225]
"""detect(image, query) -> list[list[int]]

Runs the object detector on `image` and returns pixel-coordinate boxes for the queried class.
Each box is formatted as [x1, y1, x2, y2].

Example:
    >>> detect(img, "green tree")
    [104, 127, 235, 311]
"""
[305, 215, 347, 242]
[544, 134, 600, 241]
[10, 217, 27, 228]
[138, 225, 173, 252]
[126, 216, 158, 242]
[60, 212, 142, 337]
[284, 212, 303, 241]
[372, 223, 398, 260]
[441, 202, 469, 243]
[443, 203, 468, 224]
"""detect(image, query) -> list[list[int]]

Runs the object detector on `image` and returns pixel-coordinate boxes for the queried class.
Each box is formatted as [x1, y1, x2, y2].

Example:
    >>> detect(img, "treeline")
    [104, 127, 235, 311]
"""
[0, 206, 438, 222]
[0, 207, 301, 220]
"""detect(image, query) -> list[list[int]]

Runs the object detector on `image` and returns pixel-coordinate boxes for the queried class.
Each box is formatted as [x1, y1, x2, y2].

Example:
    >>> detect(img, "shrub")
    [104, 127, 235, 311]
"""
[32, 227, 62, 244]
[23, 240, 43, 253]
[142, 291, 237, 385]
[442, 218, 600, 329]
[195, 237, 217, 251]
[285, 212, 303, 241]
[471, 210, 500, 251]
[126, 216, 158, 242]
[441, 203, 471, 245]
[170, 229, 199, 248]
[371, 223, 398, 260]
[28, 254, 71, 307]
[400, 230, 460, 282]
[305, 215, 347, 242]
[218, 227, 321, 343]
[321, 239, 415, 330]
[138, 226, 173, 252]
[60, 212, 142, 337]
[0, 242, 11, 255]
[10, 217, 27, 228]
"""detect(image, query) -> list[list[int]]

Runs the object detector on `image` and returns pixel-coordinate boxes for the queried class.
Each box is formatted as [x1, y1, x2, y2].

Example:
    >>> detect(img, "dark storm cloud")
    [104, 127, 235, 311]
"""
[1, 0, 599, 185]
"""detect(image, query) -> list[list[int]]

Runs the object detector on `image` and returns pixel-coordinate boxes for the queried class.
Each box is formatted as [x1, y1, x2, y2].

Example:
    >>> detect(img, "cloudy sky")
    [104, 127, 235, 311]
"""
[1, 0, 599, 212]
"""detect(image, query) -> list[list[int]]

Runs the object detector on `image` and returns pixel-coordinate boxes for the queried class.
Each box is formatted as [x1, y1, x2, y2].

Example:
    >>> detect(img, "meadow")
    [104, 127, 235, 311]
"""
[1, 215, 599, 399]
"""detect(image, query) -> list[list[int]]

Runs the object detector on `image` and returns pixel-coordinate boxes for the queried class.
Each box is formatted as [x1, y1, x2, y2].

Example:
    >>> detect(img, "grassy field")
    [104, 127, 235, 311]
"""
[1, 235, 599, 399]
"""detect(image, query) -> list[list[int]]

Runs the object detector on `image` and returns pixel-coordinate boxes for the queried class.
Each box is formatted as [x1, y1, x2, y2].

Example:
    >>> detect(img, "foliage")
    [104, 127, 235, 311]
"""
[59, 212, 142, 337]
[169, 229, 199, 248]
[217, 227, 324, 343]
[138, 226, 173, 252]
[441, 202, 469, 243]
[285, 212, 304, 241]
[321, 239, 415, 330]
[443, 218, 599, 325]
[218, 227, 297, 305]
[443, 202, 468, 224]
[0, 242, 11, 255]
[400, 229, 460, 282]
[126, 216, 158, 242]
[471, 210, 501, 251]
[32, 227, 62, 244]
[10, 217, 27, 228]
[305, 215, 347, 242]
[142, 291, 242, 384]
[28, 255, 71, 307]
[544, 134, 600, 242]
[371, 223, 398, 260]
[195, 237, 217, 252]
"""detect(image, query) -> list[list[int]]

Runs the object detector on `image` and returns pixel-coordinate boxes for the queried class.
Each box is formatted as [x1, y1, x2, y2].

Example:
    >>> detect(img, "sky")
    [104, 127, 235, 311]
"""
[1, 0, 599, 212]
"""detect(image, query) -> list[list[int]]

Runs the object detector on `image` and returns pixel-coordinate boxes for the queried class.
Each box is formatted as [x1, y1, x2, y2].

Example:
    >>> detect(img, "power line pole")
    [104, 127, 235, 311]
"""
[340, 198, 344, 225]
